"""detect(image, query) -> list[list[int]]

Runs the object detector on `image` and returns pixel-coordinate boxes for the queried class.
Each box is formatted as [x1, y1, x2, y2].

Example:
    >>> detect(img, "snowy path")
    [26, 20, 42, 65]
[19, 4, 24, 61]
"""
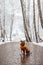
[0, 42, 43, 65]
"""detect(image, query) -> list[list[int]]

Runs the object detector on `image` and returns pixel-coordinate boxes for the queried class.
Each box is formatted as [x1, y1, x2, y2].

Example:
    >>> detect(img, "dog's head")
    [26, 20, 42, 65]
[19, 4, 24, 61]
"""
[20, 40, 25, 46]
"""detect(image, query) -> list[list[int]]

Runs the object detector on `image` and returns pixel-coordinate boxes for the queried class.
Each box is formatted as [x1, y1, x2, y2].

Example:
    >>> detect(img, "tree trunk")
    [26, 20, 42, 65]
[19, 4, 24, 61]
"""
[10, 14, 14, 41]
[3, 1, 5, 42]
[33, 0, 38, 43]
[20, 0, 31, 42]
[38, 0, 43, 28]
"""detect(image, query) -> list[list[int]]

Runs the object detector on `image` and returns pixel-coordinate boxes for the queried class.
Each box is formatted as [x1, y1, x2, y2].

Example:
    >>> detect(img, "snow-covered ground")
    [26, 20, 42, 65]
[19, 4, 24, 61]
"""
[0, 41, 43, 48]
[33, 42, 43, 47]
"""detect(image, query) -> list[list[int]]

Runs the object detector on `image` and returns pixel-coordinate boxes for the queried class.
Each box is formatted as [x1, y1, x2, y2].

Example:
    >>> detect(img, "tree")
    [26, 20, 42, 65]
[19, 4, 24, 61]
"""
[20, 0, 31, 42]
[10, 13, 14, 41]
[38, 0, 43, 28]
[33, 0, 38, 42]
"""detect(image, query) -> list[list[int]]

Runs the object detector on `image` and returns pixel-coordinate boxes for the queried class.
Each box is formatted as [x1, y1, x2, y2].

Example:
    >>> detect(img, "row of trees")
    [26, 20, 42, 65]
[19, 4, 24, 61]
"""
[0, 0, 14, 41]
[20, 0, 43, 42]
[0, 0, 43, 42]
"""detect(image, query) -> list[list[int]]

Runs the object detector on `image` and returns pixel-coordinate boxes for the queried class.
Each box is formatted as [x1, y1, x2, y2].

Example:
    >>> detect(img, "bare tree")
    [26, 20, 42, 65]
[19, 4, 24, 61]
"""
[0, 14, 2, 40]
[26, 0, 32, 41]
[10, 1, 14, 41]
[38, 0, 43, 28]
[10, 13, 14, 41]
[0, 15, 8, 41]
[20, 0, 31, 42]
[37, 0, 43, 42]
[33, 0, 38, 42]
[2, 0, 5, 42]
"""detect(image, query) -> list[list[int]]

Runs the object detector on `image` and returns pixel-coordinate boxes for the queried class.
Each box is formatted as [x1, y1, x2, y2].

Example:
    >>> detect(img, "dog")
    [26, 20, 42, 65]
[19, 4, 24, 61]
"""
[20, 40, 30, 55]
